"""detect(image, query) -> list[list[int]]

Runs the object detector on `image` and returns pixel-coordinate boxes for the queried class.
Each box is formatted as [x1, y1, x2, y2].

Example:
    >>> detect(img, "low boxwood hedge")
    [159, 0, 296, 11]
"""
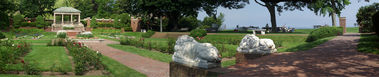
[306, 27, 343, 42]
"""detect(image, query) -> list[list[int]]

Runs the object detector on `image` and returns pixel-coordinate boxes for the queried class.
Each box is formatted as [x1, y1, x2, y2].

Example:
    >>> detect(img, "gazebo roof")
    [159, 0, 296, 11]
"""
[54, 7, 81, 13]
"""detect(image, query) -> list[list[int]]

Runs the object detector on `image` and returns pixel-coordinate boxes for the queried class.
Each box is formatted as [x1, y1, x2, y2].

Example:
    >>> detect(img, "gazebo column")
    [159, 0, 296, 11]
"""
[71, 14, 73, 24]
[78, 14, 80, 23]
[61, 14, 64, 25]
[53, 13, 56, 25]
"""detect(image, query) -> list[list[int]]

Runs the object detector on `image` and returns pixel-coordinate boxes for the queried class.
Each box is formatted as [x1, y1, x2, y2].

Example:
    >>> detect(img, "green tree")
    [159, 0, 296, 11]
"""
[307, 0, 350, 26]
[0, 0, 15, 29]
[125, 0, 249, 31]
[35, 15, 47, 28]
[202, 13, 225, 30]
[20, 0, 55, 18]
[356, 3, 378, 33]
[178, 16, 200, 30]
[254, 0, 314, 32]
[13, 14, 24, 28]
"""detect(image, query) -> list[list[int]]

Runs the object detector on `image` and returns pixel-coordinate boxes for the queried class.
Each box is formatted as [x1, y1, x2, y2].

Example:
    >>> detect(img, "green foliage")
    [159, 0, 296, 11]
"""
[0, 32, 5, 39]
[178, 16, 200, 30]
[167, 38, 176, 54]
[0, 12, 10, 29]
[57, 33, 66, 38]
[47, 38, 66, 46]
[190, 29, 207, 39]
[307, 0, 350, 17]
[356, 3, 379, 33]
[0, 40, 31, 72]
[95, 22, 114, 28]
[20, 22, 37, 27]
[66, 40, 104, 75]
[141, 30, 155, 38]
[20, 0, 56, 17]
[306, 27, 343, 42]
[90, 17, 97, 28]
[23, 60, 41, 75]
[35, 15, 48, 28]
[12, 14, 24, 28]
[76, 33, 94, 39]
[202, 13, 224, 28]
[358, 34, 379, 54]
[63, 27, 74, 30]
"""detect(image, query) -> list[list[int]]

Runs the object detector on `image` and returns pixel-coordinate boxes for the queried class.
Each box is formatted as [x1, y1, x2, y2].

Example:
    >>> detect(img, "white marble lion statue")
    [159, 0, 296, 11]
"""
[172, 35, 221, 69]
[237, 34, 277, 54]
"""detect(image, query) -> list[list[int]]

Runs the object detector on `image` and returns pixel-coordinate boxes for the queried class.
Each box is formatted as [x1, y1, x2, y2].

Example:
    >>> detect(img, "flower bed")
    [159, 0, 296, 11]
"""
[120, 37, 175, 54]
[0, 40, 32, 73]
[65, 40, 104, 75]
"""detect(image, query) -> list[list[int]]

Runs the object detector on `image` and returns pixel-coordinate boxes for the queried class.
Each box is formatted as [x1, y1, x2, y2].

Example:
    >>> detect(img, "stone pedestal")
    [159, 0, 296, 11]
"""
[339, 17, 346, 33]
[235, 52, 268, 64]
[169, 62, 218, 77]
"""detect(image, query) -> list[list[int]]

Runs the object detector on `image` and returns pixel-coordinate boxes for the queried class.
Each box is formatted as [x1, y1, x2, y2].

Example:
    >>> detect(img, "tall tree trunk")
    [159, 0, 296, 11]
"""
[267, 4, 277, 32]
[168, 12, 180, 31]
[331, 0, 337, 26]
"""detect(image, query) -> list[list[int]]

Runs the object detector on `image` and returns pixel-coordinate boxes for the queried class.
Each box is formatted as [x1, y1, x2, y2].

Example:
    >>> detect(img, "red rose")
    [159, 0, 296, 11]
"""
[17, 45, 21, 48]
[21, 60, 25, 64]
[73, 42, 76, 45]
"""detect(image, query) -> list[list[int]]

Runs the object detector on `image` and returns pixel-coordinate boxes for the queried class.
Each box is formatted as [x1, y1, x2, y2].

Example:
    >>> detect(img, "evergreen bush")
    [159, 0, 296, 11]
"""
[189, 29, 207, 40]
[306, 27, 343, 42]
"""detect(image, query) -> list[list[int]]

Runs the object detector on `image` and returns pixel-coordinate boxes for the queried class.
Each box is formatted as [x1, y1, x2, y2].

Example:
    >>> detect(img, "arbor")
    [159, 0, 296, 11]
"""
[307, 0, 350, 26]
[19, 0, 55, 18]
[122, 0, 249, 31]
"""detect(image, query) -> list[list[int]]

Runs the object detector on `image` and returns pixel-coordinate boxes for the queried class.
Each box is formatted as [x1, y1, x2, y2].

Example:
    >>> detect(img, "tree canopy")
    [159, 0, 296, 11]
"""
[121, 0, 249, 31]
[20, 0, 55, 18]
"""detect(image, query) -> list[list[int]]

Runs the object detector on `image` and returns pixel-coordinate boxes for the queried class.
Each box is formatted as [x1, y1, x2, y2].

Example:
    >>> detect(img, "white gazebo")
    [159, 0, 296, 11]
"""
[52, 7, 84, 32]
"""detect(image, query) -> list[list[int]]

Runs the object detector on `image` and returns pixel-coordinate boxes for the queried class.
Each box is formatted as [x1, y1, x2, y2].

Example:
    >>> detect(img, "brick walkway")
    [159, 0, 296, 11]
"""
[83, 40, 169, 77]
[220, 33, 379, 77]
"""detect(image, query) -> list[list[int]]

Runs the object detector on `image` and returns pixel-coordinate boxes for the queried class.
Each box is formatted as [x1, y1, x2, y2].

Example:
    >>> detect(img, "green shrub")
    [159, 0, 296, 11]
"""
[356, 3, 379, 33]
[90, 17, 97, 28]
[47, 39, 66, 46]
[0, 32, 5, 39]
[306, 27, 343, 42]
[96, 22, 114, 28]
[23, 60, 41, 75]
[77, 34, 94, 39]
[20, 22, 37, 27]
[66, 40, 104, 75]
[57, 33, 67, 38]
[167, 38, 176, 54]
[13, 14, 24, 28]
[35, 15, 47, 28]
[141, 30, 155, 38]
[190, 29, 207, 39]
[0, 40, 31, 72]
[63, 27, 74, 30]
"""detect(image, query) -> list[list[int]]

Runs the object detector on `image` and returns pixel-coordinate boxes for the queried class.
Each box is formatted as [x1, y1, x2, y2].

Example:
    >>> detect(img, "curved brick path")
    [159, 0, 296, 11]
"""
[83, 40, 169, 77]
[220, 33, 379, 77]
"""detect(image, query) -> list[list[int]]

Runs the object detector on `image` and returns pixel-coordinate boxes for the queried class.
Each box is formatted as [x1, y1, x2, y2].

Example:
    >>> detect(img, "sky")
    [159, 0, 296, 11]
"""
[197, 0, 379, 29]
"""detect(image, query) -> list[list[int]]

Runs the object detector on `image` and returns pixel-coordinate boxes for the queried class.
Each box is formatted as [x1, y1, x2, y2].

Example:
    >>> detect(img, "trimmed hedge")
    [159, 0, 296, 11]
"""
[141, 30, 155, 38]
[306, 27, 343, 42]
[189, 29, 207, 40]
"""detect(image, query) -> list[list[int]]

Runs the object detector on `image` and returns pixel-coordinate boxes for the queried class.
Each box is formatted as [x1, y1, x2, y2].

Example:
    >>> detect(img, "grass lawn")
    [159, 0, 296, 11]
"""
[346, 27, 359, 33]
[358, 34, 379, 54]
[101, 56, 146, 77]
[24, 45, 72, 72]
[108, 44, 172, 63]
[4, 45, 72, 72]
[221, 60, 236, 67]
